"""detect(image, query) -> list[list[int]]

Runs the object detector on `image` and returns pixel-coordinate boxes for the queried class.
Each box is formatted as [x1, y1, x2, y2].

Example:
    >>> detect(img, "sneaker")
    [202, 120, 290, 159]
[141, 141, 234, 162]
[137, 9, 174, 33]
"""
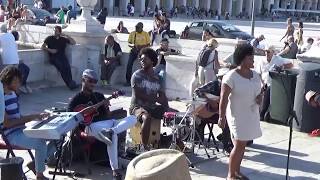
[19, 86, 28, 94]
[101, 80, 108, 86]
[98, 128, 113, 145]
[113, 173, 123, 180]
[25, 85, 33, 93]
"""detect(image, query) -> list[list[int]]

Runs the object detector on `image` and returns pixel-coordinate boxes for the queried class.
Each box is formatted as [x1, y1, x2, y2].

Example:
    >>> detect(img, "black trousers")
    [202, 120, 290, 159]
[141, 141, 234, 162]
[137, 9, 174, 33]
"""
[49, 55, 75, 89]
[260, 86, 271, 120]
[100, 60, 119, 82]
[126, 50, 139, 83]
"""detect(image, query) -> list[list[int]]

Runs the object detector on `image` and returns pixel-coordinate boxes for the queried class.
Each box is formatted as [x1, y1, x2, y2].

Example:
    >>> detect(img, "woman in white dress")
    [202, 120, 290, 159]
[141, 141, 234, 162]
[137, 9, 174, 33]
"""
[219, 44, 262, 180]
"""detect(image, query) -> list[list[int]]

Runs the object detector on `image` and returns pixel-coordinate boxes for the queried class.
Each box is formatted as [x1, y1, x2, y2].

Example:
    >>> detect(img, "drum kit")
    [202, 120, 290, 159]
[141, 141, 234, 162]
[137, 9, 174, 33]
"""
[163, 97, 216, 167]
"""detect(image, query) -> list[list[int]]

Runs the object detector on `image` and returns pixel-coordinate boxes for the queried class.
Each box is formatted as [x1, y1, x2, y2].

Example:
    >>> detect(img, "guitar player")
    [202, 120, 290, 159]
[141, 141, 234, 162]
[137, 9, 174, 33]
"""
[68, 69, 137, 180]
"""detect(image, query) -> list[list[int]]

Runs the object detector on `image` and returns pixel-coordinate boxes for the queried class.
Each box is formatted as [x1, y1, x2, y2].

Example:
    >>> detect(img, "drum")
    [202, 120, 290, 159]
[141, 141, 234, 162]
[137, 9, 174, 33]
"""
[163, 112, 191, 127]
[163, 112, 192, 141]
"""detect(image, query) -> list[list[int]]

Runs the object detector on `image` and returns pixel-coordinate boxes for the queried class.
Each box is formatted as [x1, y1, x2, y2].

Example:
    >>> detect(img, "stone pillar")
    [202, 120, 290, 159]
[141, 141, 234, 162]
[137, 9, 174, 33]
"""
[264, 0, 272, 11]
[165, 0, 174, 10]
[225, 0, 232, 14]
[255, 0, 263, 14]
[120, 0, 129, 15]
[311, 0, 318, 10]
[290, 0, 296, 9]
[148, 0, 161, 10]
[304, 0, 312, 10]
[235, 0, 243, 16]
[244, 0, 253, 16]
[201, 0, 211, 10]
[274, 0, 280, 9]
[136, 0, 146, 15]
[296, 0, 303, 9]
[211, 0, 222, 15]
[192, 0, 199, 8]
[281, 0, 288, 8]
[178, 0, 187, 7]
[105, 0, 114, 16]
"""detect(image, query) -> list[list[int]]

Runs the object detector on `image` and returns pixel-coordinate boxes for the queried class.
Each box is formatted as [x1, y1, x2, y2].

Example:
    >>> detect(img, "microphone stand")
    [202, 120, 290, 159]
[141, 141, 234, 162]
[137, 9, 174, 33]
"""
[282, 70, 299, 180]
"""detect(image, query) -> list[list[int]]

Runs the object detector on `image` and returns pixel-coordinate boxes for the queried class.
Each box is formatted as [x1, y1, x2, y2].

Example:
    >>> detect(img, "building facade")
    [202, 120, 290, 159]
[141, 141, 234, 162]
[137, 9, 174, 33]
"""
[99, 0, 320, 16]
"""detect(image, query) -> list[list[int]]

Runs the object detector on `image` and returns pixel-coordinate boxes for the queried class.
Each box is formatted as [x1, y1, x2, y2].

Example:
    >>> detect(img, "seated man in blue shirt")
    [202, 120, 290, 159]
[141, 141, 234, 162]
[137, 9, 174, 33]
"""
[0, 66, 56, 180]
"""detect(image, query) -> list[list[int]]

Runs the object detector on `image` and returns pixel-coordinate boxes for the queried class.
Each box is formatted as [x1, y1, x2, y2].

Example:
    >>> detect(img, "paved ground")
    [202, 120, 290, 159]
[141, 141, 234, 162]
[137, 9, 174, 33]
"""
[1, 86, 319, 180]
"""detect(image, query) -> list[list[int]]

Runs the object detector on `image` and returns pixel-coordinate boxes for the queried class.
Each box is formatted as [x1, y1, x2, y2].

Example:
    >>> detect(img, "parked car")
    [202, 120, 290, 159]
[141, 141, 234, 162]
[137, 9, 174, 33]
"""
[187, 20, 253, 41]
[29, 8, 57, 25]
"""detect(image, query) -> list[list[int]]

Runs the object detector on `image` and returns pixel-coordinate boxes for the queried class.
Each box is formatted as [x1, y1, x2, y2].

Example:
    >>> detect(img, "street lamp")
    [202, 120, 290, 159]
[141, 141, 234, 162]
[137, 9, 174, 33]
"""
[251, 0, 255, 36]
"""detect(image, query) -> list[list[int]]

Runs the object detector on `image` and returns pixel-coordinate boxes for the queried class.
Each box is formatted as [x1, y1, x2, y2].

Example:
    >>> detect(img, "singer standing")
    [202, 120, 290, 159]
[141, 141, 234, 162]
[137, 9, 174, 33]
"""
[218, 44, 262, 180]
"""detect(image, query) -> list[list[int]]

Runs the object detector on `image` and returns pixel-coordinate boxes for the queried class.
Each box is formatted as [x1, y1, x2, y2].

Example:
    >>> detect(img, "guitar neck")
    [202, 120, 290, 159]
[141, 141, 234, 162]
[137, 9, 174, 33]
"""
[93, 96, 114, 109]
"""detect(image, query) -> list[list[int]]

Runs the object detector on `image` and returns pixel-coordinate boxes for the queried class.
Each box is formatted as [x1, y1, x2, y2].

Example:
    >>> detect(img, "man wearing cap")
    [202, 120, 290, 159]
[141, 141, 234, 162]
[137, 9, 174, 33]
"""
[306, 91, 320, 108]
[130, 47, 169, 151]
[256, 46, 293, 121]
[68, 69, 137, 179]
[126, 22, 150, 86]
[250, 34, 266, 55]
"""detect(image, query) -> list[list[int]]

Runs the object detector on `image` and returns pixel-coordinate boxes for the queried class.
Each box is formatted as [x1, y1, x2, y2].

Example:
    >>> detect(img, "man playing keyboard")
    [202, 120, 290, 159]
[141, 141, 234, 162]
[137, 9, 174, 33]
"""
[0, 66, 56, 180]
[68, 69, 136, 180]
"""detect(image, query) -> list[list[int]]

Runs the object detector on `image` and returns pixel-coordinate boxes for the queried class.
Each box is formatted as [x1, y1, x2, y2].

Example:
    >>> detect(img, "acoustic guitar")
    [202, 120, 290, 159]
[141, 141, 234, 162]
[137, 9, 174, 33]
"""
[74, 90, 125, 126]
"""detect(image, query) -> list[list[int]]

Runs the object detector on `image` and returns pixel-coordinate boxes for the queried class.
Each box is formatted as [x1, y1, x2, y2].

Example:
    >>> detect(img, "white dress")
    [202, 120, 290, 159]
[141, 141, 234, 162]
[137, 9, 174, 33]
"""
[222, 69, 262, 141]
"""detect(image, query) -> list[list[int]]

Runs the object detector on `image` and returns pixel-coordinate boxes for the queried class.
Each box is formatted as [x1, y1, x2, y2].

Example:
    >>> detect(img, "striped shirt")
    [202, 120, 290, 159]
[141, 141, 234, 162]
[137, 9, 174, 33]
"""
[3, 91, 24, 135]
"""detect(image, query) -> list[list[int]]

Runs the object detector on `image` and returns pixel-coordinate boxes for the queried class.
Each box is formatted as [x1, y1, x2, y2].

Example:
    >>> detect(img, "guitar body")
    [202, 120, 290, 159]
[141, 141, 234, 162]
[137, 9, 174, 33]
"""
[74, 104, 99, 126]
[73, 90, 125, 126]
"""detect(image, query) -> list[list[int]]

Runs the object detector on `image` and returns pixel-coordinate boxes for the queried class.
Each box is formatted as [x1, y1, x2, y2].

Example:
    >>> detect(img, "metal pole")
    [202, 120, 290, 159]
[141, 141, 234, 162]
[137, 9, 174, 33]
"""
[251, 0, 255, 36]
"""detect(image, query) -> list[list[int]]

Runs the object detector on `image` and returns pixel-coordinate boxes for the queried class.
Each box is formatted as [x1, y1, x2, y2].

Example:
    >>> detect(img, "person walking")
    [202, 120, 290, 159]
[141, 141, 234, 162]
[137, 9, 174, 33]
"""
[280, 18, 294, 42]
[197, 38, 220, 85]
[219, 44, 262, 180]
[296, 21, 303, 47]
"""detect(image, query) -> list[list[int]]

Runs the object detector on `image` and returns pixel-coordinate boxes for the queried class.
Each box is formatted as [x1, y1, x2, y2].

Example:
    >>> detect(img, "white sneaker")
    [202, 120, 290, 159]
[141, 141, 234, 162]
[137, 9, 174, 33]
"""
[19, 86, 28, 94]
[25, 85, 33, 93]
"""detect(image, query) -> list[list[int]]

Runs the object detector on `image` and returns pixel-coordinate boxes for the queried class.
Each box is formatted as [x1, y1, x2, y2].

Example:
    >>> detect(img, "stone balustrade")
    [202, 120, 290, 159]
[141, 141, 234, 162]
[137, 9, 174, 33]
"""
[15, 24, 246, 99]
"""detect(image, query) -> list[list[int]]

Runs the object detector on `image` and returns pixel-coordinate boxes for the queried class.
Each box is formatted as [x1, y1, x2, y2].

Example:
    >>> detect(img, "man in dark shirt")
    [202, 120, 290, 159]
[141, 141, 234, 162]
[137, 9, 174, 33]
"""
[41, 26, 78, 90]
[155, 38, 180, 86]
[68, 69, 136, 179]
[100, 35, 122, 86]
[130, 48, 169, 150]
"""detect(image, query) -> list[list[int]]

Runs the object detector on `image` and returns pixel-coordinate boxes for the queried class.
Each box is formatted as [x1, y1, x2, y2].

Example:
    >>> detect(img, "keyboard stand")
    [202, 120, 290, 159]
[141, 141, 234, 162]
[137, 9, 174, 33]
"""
[49, 135, 85, 180]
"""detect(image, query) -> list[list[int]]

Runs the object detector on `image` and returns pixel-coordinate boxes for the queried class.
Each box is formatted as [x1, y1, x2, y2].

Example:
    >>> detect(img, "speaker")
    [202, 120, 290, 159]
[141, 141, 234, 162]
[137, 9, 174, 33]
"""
[293, 63, 320, 132]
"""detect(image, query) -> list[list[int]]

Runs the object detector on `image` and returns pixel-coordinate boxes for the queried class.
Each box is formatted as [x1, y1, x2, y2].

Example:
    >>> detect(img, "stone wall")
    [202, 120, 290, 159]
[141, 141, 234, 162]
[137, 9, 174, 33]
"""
[15, 24, 244, 99]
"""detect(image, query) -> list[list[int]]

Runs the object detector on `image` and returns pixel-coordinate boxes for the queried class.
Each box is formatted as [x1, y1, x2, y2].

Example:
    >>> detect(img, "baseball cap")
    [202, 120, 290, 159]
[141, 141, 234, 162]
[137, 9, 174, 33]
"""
[305, 90, 317, 103]
[82, 69, 98, 80]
